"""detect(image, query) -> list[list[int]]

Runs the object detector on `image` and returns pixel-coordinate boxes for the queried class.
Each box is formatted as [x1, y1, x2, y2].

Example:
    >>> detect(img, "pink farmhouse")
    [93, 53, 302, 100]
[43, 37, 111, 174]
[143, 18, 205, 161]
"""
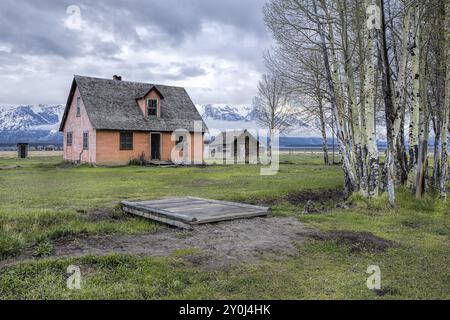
[59, 75, 207, 165]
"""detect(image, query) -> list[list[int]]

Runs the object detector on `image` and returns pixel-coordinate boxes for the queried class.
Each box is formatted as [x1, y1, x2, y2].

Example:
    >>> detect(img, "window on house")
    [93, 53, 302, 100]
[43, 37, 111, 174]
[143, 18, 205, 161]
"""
[147, 99, 157, 116]
[76, 97, 81, 117]
[83, 132, 89, 150]
[120, 132, 133, 150]
[67, 132, 73, 146]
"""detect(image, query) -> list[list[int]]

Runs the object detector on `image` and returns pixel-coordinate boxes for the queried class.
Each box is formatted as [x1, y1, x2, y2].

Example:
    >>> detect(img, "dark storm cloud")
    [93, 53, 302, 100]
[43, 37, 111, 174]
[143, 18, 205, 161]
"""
[0, 0, 271, 105]
[178, 65, 207, 78]
[0, 1, 84, 57]
[89, 41, 123, 60]
[0, 0, 268, 58]
[136, 64, 207, 82]
[87, 0, 268, 43]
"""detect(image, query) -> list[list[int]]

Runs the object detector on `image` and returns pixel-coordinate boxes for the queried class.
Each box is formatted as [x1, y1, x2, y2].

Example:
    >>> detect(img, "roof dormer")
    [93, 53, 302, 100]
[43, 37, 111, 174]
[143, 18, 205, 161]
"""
[136, 86, 164, 119]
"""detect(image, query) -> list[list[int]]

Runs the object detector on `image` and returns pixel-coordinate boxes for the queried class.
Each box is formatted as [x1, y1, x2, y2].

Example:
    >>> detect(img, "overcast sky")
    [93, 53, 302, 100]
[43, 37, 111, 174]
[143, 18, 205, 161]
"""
[0, 0, 272, 107]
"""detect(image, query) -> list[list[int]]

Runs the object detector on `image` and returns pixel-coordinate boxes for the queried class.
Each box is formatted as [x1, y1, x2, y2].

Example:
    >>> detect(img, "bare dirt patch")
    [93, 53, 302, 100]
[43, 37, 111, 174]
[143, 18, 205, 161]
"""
[0, 217, 316, 271]
[77, 207, 129, 222]
[250, 189, 345, 211]
[284, 189, 344, 206]
[308, 230, 394, 253]
[372, 286, 400, 297]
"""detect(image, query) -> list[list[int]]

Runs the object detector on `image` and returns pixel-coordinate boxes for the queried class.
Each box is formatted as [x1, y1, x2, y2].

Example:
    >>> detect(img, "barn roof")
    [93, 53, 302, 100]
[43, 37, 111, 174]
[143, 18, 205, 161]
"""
[209, 130, 262, 147]
[59, 75, 207, 133]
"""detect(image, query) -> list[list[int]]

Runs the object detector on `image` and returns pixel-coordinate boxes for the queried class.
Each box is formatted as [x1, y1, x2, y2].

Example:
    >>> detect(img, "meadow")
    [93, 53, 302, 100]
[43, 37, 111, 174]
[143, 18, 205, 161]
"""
[0, 152, 448, 299]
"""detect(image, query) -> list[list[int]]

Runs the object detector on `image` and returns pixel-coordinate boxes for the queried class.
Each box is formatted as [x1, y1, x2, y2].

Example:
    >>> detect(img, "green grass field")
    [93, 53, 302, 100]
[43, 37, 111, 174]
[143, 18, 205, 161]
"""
[0, 153, 448, 299]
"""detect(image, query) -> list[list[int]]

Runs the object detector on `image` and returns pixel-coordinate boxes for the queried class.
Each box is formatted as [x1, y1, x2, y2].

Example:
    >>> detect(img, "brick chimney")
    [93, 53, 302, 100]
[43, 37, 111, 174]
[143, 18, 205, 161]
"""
[112, 75, 122, 81]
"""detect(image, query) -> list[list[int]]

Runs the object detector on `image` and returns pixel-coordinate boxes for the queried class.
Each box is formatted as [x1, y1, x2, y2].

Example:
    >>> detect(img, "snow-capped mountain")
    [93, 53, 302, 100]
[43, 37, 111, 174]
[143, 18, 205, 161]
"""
[199, 104, 315, 135]
[201, 104, 248, 122]
[244, 108, 260, 122]
[0, 103, 332, 147]
[0, 104, 64, 144]
[200, 104, 308, 126]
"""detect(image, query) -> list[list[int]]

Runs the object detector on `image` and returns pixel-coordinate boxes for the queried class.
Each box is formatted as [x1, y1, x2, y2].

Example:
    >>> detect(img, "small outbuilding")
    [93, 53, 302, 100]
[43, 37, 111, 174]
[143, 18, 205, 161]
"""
[208, 130, 265, 164]
[17, 143, 29, 158]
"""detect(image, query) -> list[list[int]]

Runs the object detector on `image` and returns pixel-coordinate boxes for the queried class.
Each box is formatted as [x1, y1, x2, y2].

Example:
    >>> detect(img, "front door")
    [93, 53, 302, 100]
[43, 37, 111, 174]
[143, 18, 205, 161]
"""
[151, 133, 161, 160]
[20, 146, 26, 158]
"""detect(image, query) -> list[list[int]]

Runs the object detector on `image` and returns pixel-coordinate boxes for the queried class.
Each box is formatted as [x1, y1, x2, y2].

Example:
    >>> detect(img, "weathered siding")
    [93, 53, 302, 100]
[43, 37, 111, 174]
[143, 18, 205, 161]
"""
[160, 132, 173, 161]
[209, 132, 262, 164]
[160, 132, 204, 164]
[95, 131, 203, 165]
[62, 87, 96, 163]
[96, 131, 150, 165]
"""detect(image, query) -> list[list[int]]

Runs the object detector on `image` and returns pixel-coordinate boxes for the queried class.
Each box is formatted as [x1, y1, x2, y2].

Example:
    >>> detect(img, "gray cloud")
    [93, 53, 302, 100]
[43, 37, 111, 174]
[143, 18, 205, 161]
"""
[0, 0, 272, 106]
[0, 1, 83, 57]
[178, 65, 207, 78]
[89, 42, 123, 60]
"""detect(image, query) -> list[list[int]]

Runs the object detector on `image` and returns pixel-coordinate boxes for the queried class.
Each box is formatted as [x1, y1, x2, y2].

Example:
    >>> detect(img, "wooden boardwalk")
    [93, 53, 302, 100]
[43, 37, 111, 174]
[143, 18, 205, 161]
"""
[121, 197, 271, 229]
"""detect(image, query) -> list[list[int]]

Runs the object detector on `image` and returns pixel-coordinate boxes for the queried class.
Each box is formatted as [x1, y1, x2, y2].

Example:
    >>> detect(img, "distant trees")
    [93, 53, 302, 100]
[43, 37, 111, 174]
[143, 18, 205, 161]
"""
[262, 0, 450, 205]
[253, 73, 293, 163]
[265, 47, 333, 165]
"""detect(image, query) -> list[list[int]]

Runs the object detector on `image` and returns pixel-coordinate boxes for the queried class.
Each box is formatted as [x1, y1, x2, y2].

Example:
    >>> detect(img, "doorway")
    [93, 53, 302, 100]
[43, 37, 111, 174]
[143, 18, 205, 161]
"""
[17, 143, 28, 159]
[234, 138, 238, 164]
[245, 136, 250, 164]
[20, 145, 27, 158]
[151, 133, 161, 160]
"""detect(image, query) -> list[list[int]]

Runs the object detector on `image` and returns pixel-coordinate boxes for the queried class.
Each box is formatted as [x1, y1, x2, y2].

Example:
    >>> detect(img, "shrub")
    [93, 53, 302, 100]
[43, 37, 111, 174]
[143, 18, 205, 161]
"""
[34, 240, 54, 257]
[129, 153, 146, 166]
[0, 232, 25, 258]
[111, 204, 127, 220]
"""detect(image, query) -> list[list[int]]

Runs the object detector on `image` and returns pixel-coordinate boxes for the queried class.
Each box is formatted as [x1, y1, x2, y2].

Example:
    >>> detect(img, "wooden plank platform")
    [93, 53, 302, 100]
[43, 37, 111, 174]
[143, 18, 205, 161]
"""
[121, 197, 272, 229]
[145, 160, 176, 167]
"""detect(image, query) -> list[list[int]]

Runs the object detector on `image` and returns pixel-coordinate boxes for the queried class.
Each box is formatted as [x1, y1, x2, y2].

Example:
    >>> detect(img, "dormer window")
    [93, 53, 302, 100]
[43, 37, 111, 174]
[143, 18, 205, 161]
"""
[137, 86, 163, 118]
[147, 99, 157, 116]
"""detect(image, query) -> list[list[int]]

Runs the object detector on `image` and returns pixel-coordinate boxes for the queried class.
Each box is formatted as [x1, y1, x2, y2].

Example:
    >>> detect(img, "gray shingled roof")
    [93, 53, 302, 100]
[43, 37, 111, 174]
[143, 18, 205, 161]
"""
[59, 75, 207, 132]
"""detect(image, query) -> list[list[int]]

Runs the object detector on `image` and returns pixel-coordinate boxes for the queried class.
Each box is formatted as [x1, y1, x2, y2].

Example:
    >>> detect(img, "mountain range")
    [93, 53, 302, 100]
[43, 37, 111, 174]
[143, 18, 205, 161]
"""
[0, 104, 324, 146]
[200, 104, 308, 128]
[201, 105, 250, 122]
[0, 105, 64, 145]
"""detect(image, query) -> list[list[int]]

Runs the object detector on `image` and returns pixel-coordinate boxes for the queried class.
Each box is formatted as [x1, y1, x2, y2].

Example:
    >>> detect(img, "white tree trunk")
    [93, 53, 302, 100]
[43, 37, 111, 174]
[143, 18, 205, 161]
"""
[364, 0, 379, 197]
[440, 31, 450, 198]
[379, 0, 412, 207]
[322, 0, 358, 192]
[415, 55, 428, 198]
[313, 0, 358, 192]
[337, 0, 366, 192]
[407, 4, 421, 189]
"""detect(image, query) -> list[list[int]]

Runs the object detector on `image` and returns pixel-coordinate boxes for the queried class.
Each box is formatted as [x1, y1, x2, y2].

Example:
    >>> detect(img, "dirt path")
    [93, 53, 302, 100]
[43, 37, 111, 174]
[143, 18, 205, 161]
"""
[0, 217, 317, 271]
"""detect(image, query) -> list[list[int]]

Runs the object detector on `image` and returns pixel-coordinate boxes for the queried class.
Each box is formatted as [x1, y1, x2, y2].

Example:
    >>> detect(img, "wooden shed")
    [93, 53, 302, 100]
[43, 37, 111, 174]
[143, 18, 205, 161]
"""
[208, 130, 265, 164]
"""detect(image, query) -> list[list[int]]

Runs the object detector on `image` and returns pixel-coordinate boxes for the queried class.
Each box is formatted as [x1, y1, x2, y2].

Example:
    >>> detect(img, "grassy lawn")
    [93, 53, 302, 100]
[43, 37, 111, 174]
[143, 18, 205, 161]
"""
[0, 153, 448, 299]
